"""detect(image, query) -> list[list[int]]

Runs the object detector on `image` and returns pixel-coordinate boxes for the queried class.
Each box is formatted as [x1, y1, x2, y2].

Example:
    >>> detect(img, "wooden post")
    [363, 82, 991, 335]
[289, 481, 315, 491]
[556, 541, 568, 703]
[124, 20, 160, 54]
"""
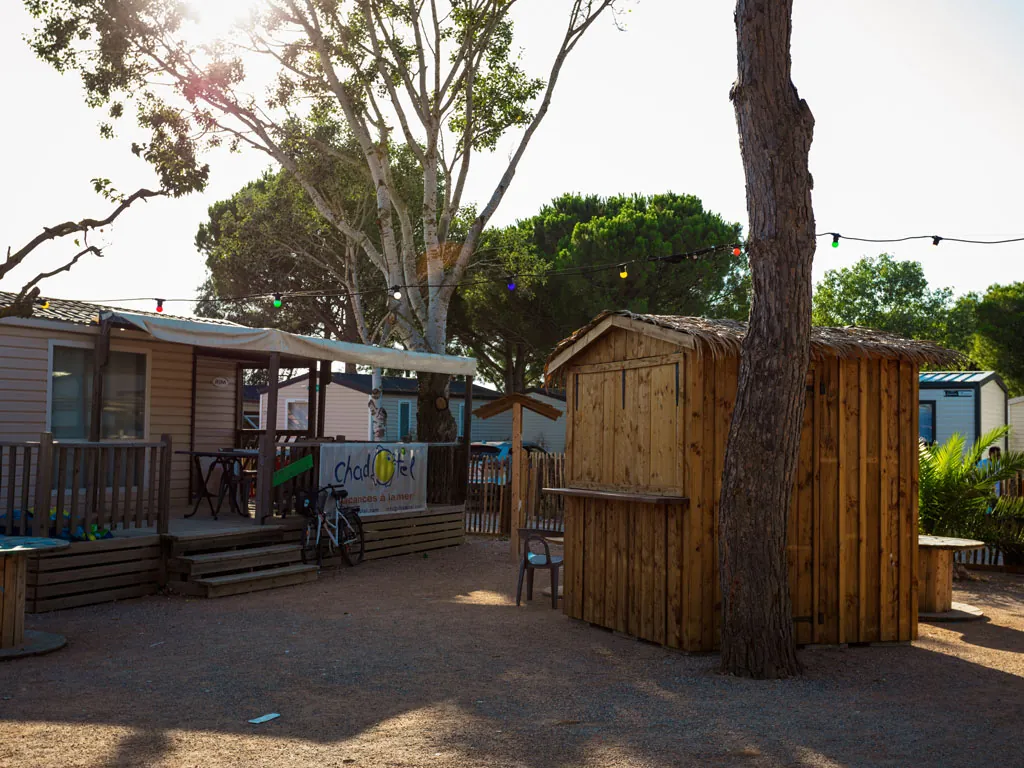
[462, 375, 473, 505]
[32, 433, 54, 537]
[0, 555, 28, 649]
[257, 352, 281, 523]
[306, 363, 318, 439]
[188, 349, 198, 499]
[510, 401, 524, 560]
[88, 319, 112, 443]
[317, 360, 330, 439]
[157, 434, 172, 536]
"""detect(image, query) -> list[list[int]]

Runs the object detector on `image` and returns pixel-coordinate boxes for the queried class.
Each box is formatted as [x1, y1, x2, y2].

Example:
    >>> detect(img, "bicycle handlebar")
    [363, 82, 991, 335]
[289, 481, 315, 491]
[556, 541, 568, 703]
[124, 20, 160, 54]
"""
[318, 484, 349, 499]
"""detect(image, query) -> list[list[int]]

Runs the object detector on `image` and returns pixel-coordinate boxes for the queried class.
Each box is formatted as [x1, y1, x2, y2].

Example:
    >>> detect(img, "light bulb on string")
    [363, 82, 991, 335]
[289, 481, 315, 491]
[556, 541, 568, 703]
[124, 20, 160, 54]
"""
[732, 246, 742, 257]
[831, 234, 840, 248]
[156, 299, 165, 313]
[618, 264, 628, 279]
[932, 236, 942, 246]
[507, 279, 516, 291]
[391, 286, 402, 300]
[272, 293, 283, 308]
[36, 298, 50, 310]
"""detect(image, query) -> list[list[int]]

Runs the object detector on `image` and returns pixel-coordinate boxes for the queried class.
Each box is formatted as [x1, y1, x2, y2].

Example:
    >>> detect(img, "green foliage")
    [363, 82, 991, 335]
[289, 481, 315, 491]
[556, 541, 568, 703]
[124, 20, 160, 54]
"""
[918, 427, 1024, 549]
[812, 254, 972, 350]
[450, 192, 747, 390]
[966, 283, 1024, 396]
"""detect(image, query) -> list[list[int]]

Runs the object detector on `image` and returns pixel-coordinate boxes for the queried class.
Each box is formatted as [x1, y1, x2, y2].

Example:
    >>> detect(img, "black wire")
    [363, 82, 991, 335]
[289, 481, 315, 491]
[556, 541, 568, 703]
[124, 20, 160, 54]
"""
[818, 232, 1024, 245]
[80, 242, 742, 305]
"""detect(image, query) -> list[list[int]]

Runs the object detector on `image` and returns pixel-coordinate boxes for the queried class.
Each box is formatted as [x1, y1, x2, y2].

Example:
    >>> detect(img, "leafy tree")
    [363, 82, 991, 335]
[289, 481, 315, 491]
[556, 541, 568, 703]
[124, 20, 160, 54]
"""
[812, 254, 975, 351]
[968, 283, 1024, 396]
[450, 193, 747, 390]
[25, 0, 623, 440]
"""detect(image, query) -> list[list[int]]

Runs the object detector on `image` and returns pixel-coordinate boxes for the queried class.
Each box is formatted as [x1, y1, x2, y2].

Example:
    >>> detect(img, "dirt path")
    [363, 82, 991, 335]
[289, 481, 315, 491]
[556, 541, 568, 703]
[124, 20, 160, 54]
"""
[1, 538, 1021, 768]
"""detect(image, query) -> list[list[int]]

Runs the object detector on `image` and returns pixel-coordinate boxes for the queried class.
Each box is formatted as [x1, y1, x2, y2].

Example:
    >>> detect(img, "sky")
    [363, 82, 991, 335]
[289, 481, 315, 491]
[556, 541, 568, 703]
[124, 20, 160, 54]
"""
[1, 0, 1023, 316]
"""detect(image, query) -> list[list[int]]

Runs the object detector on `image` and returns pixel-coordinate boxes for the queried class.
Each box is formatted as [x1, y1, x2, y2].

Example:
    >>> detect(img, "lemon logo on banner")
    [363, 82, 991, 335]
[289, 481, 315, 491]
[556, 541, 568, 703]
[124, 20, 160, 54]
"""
[374, 447, 397, 485]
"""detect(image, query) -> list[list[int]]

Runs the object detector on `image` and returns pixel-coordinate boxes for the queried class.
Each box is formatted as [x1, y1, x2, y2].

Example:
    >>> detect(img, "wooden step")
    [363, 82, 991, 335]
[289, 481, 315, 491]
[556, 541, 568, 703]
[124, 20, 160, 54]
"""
[192, 563, 318, 598]
[167, 527, 286, 556]
[167, 544, 302, 576]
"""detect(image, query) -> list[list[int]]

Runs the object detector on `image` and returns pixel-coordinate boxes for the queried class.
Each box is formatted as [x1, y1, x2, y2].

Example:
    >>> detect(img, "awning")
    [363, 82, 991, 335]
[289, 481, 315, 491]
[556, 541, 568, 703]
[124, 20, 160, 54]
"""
[101, 310, 477, 376]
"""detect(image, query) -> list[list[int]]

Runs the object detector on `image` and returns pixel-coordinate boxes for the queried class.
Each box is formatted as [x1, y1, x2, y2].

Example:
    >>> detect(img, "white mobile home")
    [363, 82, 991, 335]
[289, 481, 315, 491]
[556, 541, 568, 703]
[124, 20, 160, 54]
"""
[1009, 396, 1024, 453]
[918, 371, 1008, 450]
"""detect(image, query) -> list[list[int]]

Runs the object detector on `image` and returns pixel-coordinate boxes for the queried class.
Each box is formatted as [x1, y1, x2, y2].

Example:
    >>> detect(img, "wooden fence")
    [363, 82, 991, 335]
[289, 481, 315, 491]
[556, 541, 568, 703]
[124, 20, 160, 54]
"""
[524, 452, 566, 533]
[1002, 471, 1024, 498]
[466, 455, 510, 534]
[0, 433, 172, 538]
[464, 451, 566, 535]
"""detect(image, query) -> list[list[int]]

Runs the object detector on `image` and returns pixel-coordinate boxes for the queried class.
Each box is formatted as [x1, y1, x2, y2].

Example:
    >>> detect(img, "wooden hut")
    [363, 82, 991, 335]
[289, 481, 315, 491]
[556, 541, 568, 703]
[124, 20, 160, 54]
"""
[544, 311, 959, 652]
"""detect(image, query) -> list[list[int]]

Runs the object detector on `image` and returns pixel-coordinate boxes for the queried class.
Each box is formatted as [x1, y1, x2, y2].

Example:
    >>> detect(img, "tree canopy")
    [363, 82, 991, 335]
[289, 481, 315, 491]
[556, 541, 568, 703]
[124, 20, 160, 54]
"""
[450, 192, 748, 390]
[812, 253, 976, 352]
[969, 282, 1024, 395]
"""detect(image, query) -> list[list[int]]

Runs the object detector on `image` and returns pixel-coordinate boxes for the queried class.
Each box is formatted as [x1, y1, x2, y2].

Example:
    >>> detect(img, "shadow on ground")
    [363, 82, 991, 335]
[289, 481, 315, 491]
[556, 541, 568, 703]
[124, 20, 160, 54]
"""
[1, 538, 1022, 768]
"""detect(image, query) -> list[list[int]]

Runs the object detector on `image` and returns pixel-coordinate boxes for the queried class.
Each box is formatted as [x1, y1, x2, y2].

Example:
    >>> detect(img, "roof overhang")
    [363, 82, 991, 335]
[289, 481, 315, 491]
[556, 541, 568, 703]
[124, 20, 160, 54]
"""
[101, 310, 477, 376]
[473, 393, 563, 421]
[545, 314, 694, 379]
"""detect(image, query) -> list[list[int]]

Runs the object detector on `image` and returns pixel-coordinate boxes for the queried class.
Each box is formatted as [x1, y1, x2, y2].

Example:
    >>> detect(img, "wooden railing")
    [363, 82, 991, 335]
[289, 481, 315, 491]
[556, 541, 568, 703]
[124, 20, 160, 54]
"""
[0, 433, 172, 538]
[524, 452, 566, 533]
[466, 455, 511, 534]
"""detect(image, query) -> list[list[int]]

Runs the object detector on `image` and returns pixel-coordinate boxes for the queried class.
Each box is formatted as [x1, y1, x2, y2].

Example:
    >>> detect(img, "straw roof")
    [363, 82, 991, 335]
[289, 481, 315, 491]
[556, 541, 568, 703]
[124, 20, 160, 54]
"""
[547, 310, 963, 372]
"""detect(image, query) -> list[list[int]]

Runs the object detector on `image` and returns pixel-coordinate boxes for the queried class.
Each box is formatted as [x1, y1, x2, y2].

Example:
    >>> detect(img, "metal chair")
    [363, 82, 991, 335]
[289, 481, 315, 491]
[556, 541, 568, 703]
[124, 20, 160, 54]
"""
[516, 528, 563, 609]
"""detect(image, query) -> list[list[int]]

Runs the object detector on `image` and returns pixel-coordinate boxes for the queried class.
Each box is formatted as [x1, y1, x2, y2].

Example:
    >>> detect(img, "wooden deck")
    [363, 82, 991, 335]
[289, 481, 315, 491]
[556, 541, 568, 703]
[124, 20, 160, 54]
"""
[25, 504, 466, 612]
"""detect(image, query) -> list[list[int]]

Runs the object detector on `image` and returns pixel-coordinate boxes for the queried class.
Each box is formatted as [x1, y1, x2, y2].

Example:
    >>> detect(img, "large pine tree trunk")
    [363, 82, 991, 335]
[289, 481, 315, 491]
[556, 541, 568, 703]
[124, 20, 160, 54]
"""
[718, 0, 816, 679]
[417, 373, 458, 442]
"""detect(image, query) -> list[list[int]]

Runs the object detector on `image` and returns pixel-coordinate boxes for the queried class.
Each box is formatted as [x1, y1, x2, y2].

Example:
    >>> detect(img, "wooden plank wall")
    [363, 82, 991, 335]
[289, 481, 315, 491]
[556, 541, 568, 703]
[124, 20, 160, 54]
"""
[561, 327, 920, 651]
[26, 536, 161, 613]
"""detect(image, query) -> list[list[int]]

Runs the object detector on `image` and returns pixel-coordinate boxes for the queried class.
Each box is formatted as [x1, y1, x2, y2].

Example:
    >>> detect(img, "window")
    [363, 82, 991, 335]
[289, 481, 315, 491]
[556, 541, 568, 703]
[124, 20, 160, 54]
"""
[398, 401, 412, 441]
[50, 345, 147, 440]
[285, 400, 309, 430]
[919, 401, 936, 445]
[457, 402, 465, 438]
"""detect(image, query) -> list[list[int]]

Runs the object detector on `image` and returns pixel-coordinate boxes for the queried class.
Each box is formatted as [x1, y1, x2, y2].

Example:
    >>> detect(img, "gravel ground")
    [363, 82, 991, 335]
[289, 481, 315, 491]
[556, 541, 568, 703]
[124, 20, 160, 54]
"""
[0, 537, 1021, 768]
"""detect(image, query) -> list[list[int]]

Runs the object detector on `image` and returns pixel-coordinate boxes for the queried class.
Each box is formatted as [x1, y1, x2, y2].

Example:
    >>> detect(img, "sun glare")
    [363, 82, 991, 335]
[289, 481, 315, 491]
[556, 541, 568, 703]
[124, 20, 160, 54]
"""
[182, 0, 259, 46]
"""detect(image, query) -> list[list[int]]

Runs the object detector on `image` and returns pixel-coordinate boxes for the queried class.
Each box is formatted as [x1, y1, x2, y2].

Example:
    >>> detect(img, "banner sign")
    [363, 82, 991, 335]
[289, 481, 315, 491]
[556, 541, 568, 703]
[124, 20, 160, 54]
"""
[318, 443, 428, 515]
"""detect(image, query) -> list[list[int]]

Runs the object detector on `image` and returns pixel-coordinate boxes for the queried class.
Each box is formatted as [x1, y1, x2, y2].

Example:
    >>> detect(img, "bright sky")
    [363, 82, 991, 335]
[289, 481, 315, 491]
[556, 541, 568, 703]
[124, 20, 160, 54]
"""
[1, 0, 1022, 316]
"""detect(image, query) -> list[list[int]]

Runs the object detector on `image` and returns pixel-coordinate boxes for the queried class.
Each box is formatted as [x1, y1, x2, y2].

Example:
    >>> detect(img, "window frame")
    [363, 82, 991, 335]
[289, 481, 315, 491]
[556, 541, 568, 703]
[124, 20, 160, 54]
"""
[398, 399, 413, 442]
[919, 399, 937, 445]
[283, 398, 310, 431]
[46, 338, 152, 442]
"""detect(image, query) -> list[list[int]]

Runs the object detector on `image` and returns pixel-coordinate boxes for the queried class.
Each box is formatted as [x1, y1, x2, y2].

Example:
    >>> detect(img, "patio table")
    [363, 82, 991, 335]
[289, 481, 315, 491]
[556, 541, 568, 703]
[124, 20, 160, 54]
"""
[919, 534, 986, 622]
[0, 536, 69, 659]
[177, 450, 259, 519]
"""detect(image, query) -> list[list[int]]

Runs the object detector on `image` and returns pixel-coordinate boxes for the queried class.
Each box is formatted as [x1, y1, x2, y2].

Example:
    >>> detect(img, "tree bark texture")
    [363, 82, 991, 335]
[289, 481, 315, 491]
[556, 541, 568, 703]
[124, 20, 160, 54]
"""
[368, 368, 387, 441]
[718, 0, 816, 679]
[417, 373, 457, 443]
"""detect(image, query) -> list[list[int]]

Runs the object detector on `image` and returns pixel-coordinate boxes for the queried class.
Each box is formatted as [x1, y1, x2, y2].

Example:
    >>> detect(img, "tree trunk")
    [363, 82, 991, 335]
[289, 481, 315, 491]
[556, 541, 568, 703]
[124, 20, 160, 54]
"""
[718, 0, 816, 679]
[368, 367, 387, 441]
[417, 373, 457, 442]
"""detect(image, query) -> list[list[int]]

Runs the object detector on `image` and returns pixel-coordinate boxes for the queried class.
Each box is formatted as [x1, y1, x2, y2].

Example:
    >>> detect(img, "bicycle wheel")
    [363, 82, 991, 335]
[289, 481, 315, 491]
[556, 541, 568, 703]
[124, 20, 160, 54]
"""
[300, 516, 320, 565]
[338, 507, 365, 566]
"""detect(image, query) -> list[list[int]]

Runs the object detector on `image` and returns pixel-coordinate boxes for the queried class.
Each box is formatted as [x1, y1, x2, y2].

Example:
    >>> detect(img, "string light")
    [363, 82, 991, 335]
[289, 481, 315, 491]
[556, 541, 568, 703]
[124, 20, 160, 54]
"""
[35, 297, 50, 310]
[732, 246, 741, 257]
[391, 286, 402, 300]
[272, 293, 283, 308]
[932, 236, 942, 246]
[155, 299, 164, 313]
[818, 232, 1024, 246]
[507, 279, 516, 291]
[831, 233, 840, 248]
[618, 264, 628, 279]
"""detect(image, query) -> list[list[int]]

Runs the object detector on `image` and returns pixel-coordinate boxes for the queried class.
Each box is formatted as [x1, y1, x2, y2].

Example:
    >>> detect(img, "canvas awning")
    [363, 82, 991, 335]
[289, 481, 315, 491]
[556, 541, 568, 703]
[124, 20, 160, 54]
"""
[101, 310, 477, 376]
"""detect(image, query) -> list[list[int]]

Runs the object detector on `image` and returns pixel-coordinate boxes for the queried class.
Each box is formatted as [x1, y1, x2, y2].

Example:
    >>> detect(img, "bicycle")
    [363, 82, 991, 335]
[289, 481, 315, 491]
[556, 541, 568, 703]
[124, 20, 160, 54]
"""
[298, 484, 365, 567]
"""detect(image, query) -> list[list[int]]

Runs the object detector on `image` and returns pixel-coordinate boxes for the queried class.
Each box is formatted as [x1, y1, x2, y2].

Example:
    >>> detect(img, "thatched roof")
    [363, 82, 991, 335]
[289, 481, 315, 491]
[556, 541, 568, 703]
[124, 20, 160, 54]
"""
[546, 311, 963, 375]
